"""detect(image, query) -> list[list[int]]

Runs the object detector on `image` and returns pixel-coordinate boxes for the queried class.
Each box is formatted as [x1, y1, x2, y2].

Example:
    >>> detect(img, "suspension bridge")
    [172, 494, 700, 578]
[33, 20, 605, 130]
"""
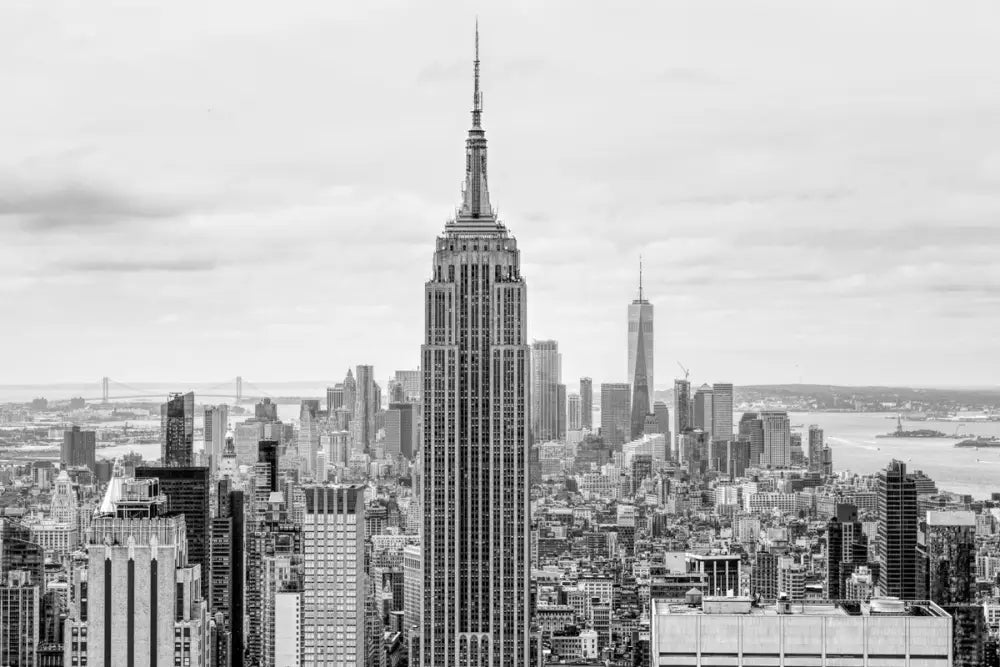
[83, 376, 273, 404]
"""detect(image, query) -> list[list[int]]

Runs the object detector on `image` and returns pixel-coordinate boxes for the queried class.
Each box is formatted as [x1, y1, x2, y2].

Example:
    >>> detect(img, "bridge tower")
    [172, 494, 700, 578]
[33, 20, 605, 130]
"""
[101, 376, 109, 403]
[236, 376, 243, 402]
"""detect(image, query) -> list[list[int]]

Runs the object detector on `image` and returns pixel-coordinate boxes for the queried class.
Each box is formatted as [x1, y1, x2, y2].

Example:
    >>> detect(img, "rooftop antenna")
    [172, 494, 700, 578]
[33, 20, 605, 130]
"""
[639, 255, 644, 301]
[472, 18, 482, 128]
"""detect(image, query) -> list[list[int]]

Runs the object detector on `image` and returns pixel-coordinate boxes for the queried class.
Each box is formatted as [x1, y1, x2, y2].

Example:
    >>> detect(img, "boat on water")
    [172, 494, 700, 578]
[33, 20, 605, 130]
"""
[954, 436, 1000, 449]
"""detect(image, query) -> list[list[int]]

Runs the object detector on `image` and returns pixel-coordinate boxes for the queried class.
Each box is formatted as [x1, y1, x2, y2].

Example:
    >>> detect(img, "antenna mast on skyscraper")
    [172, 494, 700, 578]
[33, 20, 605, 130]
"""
[639, 255, 644, 301]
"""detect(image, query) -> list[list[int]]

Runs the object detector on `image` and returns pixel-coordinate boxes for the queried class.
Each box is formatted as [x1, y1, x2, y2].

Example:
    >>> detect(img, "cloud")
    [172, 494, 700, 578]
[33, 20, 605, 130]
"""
[0, 181, 183, 231]
[61, 258, 218, 273]
[655, 66, 726, 86]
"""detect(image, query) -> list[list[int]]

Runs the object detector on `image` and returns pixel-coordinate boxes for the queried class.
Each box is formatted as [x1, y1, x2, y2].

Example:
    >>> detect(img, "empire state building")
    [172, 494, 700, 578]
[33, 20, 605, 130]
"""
[417, 26, 531, 667]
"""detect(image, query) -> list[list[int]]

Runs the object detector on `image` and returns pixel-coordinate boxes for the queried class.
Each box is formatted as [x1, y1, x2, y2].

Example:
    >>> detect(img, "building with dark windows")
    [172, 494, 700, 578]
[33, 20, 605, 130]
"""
[386, 402, 418, 460]
[877, 460, 919, 600]
[673, 379, 691, 458]
[257, 440, 279, 494]
[210, 485, 245, 667]
[920, 510, 976, 604]
[418, 27, 531, 666]
[711, 383, 734, 440]
[580, 377, 593, 431]
[0, 520, 44, 587]
[628, 262, 654, 415]
[61, 426, 96, 470]
[808, 424, 825, 473]
[136, 466, 210, 599]
[161, 391, 195, 466]
[531, 340, 563, 443]
[692, 384, 714, 438]
[601, 383, 631, 448]
[0, 570, 39, 667]
[826, 504, 870, 599]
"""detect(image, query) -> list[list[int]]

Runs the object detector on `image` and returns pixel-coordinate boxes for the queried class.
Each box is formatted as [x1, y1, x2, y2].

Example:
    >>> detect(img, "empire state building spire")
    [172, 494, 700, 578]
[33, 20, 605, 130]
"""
[459, 21, 493, 220]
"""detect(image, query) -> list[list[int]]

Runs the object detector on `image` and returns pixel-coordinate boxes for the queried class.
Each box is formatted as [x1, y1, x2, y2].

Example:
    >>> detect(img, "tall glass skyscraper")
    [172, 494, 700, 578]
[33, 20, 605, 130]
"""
[628, 262, 654, 414]
[418, 26, 530, 667]
[531, 339, 563, 442]
[161, 391, 194, 466]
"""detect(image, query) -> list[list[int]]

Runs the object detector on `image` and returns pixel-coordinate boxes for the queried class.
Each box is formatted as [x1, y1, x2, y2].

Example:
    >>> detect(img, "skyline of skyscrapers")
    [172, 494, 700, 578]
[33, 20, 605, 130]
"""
[8, 17, 997, 667]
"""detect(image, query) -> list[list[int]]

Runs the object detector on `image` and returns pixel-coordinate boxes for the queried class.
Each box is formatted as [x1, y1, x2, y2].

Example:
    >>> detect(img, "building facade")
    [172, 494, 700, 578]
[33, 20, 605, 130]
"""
[627, 266, 654, 414]
[877, 460, 919, 600]
[302, 485, 365, 666]
[600, 383, 631, 448]
[580, 378, 593, 431]
[711, 383, 734, 440]
[418, 29, 531, 666]
[161, 391, 195, 466]
[61, 425, 96, 470]
[531, 340, 563, 443]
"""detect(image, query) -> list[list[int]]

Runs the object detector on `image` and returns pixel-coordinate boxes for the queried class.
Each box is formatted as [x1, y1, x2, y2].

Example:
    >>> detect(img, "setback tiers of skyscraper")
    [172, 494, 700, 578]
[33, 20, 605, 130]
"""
[418, 25, 530, 667]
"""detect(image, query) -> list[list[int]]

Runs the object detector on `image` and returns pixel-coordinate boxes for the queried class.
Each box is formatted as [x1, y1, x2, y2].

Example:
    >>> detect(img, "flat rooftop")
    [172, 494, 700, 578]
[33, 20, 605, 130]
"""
[653, 597, 948, 618]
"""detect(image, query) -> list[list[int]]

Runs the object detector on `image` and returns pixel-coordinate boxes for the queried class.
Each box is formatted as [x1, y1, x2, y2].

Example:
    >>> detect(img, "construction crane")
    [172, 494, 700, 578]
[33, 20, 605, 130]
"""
[676, 361, 690, 381]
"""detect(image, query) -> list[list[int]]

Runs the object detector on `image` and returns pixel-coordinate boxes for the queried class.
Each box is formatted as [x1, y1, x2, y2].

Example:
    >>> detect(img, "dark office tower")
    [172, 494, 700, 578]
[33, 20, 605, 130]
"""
[653, 401, 670, 439]
[826, 504, 869, 599]
[808, 425, 824, 473]
[580, 377, 593, 430]
[627, 260, 654, 413]
[353, 364, 377, 453]
[692, 384, 714, 438]
[739, 413, 765, 467]
[877, 460, 919, 600]
[600, 383, 632, 447]
[0, 520, 43, 587]
[921, 511, 976, 605]
[673, 379, 691, 445]
[210, 488, 245, 667]
[531, 340, 562, 442]
[557, 383, 567, 441]
[161, 391, 195, 466]
[419, 27, 530, 667]
[386, 402, 418, 459]
[255, 397, 278, 422]
[726, 437, 752, 479]
[711, 383, 734, 440]
[0, 570, 39, 667]
[61, 426, 96, 470]
[258, 440, 279, 493]
[629, 316, 651, 440]
[135, 466, 211, 598]
[821, 445, 833, 476]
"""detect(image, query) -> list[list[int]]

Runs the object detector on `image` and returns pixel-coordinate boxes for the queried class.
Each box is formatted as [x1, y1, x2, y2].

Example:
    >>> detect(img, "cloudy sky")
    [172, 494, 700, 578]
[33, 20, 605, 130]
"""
[2, 0, 999, 389]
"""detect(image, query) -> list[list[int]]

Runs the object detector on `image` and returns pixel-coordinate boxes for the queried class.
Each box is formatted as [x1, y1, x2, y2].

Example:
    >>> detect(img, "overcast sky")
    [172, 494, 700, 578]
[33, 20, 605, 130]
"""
[2, 1, 999, 390]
